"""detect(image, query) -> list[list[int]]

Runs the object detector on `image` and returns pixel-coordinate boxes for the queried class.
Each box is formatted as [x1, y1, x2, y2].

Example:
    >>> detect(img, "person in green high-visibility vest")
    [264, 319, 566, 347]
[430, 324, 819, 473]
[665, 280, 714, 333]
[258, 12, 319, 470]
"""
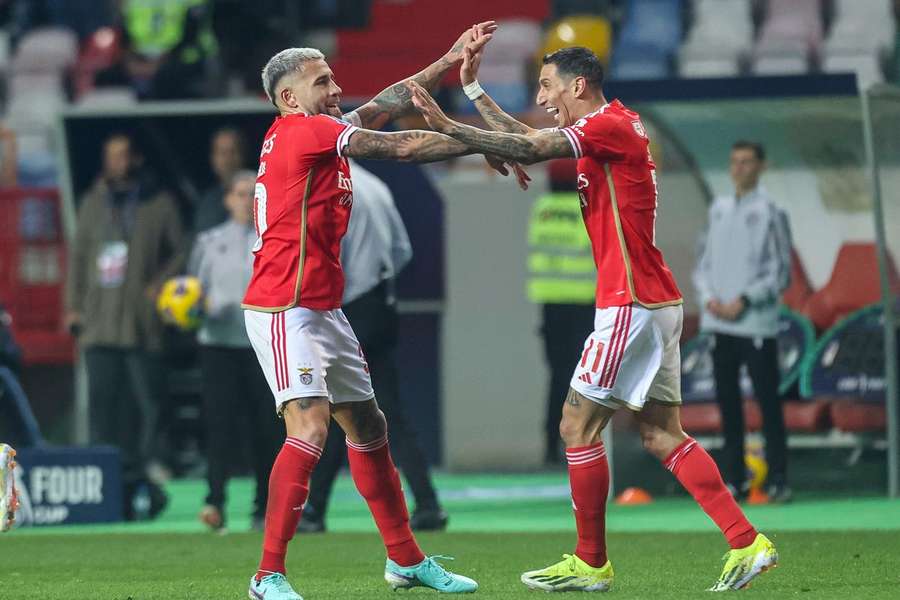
[528, 159, 596, 465]
[96, 0, 217, 99]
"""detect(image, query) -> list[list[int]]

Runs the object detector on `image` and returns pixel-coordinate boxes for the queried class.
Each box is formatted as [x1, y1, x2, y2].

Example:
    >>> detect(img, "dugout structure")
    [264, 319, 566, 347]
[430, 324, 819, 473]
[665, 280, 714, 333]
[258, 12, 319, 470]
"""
[56, 99, 447, 465]
[861, 84, 900, 498]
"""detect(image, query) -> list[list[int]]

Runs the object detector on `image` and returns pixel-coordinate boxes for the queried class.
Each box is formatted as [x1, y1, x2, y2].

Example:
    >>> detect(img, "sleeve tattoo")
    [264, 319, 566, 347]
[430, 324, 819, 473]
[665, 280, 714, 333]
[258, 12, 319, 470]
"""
[353, 56, 456, 130]
[346, 129, 471, 163]
[473, 94, 534, 135]
[444, 125, 574, 165]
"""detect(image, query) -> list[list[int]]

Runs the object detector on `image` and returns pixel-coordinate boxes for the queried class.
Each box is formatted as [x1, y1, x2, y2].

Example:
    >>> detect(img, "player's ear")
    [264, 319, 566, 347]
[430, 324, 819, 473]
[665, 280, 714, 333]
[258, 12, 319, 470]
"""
[279, 86, 296, 110]
[571, 76, 586, 99]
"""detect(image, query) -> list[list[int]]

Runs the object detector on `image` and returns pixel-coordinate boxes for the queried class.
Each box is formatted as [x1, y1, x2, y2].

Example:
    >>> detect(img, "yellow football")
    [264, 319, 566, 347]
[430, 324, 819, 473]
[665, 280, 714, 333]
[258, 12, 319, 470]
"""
[156, 276, 204, 331]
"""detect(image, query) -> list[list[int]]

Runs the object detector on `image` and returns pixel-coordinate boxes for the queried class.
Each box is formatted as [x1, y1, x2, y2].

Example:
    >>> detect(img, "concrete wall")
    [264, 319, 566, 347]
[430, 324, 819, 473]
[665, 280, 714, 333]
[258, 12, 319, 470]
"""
[435, 165, 708, 469]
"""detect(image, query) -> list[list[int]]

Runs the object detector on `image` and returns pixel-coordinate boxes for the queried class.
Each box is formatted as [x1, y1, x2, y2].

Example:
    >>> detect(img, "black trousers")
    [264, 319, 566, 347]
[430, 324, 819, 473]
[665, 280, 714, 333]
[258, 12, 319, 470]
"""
[84, 347, 166, 485]
[540, 303, 597, 462]
[711, 333, 787, 488]
[305, 282, 439, 515]
[199, 345, 281, 518]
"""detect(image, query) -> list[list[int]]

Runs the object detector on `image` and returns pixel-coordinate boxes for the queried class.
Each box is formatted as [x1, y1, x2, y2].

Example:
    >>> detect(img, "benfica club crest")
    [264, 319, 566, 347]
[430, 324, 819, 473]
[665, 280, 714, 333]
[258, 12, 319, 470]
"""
[298, 367, 314, 385]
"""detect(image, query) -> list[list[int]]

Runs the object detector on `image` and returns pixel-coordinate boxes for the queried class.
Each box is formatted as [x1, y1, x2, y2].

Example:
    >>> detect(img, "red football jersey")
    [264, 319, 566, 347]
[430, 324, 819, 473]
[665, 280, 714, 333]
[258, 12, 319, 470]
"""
[559, 100, 682, 309]
[242, 113, 358, 311]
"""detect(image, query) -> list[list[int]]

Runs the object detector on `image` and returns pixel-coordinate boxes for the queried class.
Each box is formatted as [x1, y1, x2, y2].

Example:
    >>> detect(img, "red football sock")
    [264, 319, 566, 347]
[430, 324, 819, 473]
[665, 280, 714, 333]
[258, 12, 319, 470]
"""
[347, 434, 425, 567]
[665, 438, 757, 549]
[256, 437, 322, 579]
[566, 442, 609, 568]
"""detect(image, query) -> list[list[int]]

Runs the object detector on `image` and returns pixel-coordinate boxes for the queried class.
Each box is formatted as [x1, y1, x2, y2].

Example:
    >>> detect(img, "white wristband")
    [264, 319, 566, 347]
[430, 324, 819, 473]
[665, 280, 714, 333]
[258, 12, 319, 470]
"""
[463, 79, 485, 101]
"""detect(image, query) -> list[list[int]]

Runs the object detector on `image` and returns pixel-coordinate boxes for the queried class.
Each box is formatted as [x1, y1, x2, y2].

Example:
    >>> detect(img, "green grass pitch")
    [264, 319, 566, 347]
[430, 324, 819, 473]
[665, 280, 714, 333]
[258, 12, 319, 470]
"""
[4, 530, 900, 598]
[5, 475, 900, 598]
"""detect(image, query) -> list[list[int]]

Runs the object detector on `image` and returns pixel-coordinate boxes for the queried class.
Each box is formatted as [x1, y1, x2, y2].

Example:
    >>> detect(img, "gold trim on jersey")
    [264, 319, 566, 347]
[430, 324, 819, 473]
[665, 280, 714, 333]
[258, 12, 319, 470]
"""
[241, 168, 315, 313]
[603, 164, 683, 310]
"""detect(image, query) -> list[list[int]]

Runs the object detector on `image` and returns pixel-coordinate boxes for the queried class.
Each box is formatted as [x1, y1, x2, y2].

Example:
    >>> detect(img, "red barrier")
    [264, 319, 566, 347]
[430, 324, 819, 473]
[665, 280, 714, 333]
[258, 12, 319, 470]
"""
[0, 187, 74, 364]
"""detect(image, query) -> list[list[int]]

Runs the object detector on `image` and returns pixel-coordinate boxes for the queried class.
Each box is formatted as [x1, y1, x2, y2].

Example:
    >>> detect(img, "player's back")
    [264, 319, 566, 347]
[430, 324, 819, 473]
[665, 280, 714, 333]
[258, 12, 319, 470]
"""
[560, 100, 681, 309]
[242, 112, 359, 312]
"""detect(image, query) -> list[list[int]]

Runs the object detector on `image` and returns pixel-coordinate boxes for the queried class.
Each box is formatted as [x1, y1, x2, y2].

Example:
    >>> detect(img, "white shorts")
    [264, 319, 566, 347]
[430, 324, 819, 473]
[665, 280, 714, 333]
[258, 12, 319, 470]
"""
[569, 304, 682, 410]
[244, 307, 375, 412]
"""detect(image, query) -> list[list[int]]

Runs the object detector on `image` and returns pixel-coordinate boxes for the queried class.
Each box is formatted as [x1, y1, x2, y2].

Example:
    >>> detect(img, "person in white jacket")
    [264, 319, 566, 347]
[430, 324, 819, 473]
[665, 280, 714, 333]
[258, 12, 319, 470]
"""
[693, 140, 792, 503]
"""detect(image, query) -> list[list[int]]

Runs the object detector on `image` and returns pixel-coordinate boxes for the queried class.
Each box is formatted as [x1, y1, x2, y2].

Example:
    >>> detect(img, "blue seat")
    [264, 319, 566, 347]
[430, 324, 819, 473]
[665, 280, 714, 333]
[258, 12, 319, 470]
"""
[610, 42, 671, 80]
[610, 0, 682, 80]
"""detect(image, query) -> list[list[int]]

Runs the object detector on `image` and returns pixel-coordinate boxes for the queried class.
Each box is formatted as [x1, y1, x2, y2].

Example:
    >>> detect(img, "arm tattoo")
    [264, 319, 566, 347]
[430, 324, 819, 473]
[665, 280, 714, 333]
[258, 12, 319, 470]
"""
[474, 94, 533, 135]
[444, 124, 574, 165]
[566, 389, 581, 407]
[346, 129, 471, 163]
[355, 56, 455, 130]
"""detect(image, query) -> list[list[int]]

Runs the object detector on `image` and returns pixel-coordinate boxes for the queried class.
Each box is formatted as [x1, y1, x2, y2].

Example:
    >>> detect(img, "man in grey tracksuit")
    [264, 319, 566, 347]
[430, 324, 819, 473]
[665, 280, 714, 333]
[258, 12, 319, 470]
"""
[693, 141, 793, 502]
[189, 170, 280, 531]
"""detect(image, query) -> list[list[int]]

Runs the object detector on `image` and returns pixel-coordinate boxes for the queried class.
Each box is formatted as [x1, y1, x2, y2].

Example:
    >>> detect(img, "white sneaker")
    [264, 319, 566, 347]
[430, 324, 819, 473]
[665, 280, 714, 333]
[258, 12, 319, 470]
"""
[0, 444, 19, 532]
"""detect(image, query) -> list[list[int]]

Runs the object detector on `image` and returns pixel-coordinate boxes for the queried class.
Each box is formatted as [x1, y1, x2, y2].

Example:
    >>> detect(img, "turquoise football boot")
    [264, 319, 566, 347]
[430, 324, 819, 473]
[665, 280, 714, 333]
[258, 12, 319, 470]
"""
[248, 573, 302, 600]
[384, 555, 478, 593]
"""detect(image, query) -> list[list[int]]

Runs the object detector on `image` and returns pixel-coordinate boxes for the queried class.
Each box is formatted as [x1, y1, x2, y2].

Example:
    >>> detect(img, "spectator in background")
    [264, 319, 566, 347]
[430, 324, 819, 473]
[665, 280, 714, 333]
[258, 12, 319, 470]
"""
[189, 170, 280, 533]
[528, 159, 596, 465]
[0, 124, 17, 188]
[64, 132, 186, 519]
[193, 127, 246, 232]
[693, 140, 793, 503]
[95, 0, 217, 99]
[298, 162, 448, 533]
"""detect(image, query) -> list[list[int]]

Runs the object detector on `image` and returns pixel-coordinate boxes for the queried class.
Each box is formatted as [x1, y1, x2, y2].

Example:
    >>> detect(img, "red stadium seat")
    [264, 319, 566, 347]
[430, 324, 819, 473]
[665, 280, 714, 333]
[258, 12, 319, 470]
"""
[800, 243, 900, 331]
[829, 397, 887, 433]
[782, 248, 814, 311]
[680, 399, 832, 435]
[680, 399, 763, 435]
[331, 0, 550, 97]
[783, 399, 831, 432]
[0, 188, 74, 364]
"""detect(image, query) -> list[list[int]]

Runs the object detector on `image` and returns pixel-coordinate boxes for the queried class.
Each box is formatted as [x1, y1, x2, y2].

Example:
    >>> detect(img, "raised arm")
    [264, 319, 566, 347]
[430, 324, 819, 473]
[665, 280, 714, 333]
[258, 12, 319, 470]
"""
[410, 82, 573, 165]
[344, 129, 473, 163]
[347, 21, 497, 131]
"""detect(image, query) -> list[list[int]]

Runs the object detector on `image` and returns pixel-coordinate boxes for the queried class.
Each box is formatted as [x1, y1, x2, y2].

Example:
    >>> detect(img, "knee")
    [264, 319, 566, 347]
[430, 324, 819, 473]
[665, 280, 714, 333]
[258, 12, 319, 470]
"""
[282, 399, 331, 447]
[346, 406, 388, 445]
[559, 415, 592, 447]
[361, 408, 388, 442]
[290, 418, 329, 449]
[639, 425, 685, 461]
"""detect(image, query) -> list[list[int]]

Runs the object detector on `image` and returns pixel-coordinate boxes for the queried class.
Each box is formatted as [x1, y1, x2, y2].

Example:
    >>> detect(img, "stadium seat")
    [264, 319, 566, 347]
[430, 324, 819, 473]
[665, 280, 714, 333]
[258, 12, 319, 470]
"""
[680, 399, 763, 435]
[679, 0, 752, 78]
[782, 248, 814, 312]
[610, 0, 681, 80]
[825, 0, 894, 55]
[829, 397, 887, 433]
[822, 0, 893, 88]
[473, 19, 542, 114]
[11, 27, 79, 75]
[611, 43, 672, 80]
[783, 398, 832, 432]
[800, 243, 900, 331]
[540, 15, 613, 66]
[752, 0, 823, 75]
[332, 0, 550, 97]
